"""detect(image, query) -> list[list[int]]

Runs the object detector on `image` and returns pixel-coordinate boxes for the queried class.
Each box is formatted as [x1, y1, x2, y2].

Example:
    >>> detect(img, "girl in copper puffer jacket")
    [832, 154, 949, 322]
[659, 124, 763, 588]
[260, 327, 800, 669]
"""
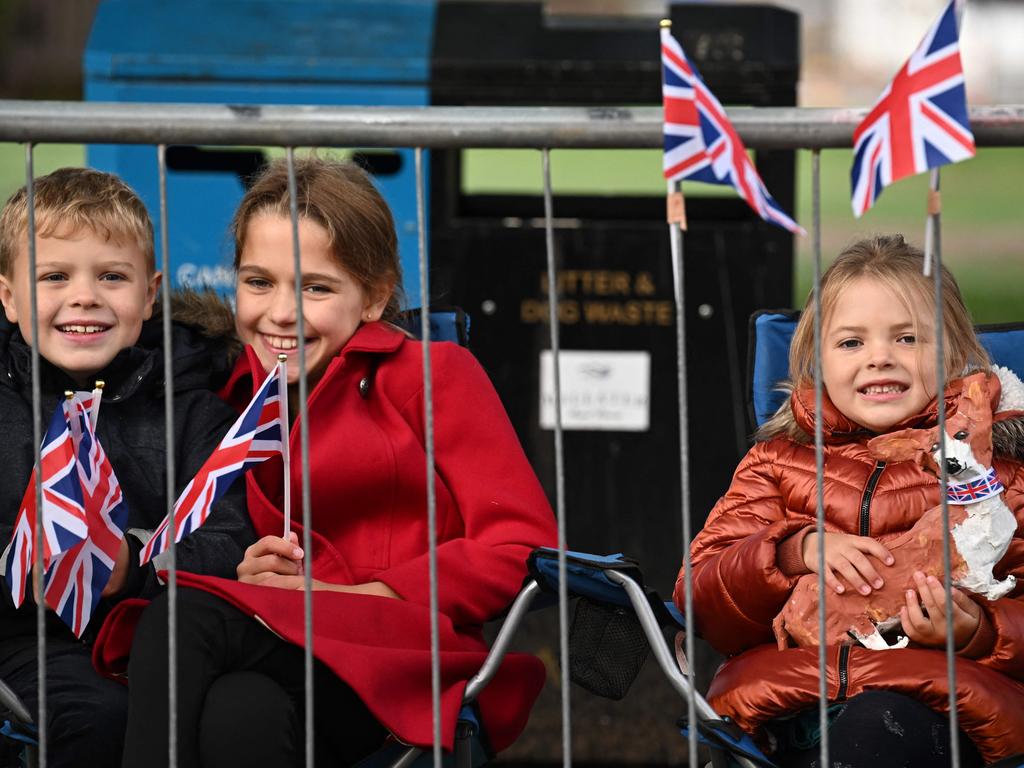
[676, 235, 1024, 767]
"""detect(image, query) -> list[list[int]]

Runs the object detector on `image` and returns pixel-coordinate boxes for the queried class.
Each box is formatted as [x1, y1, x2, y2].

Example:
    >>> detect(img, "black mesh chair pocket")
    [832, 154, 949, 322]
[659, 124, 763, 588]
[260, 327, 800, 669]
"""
[568, 596, 651, 700]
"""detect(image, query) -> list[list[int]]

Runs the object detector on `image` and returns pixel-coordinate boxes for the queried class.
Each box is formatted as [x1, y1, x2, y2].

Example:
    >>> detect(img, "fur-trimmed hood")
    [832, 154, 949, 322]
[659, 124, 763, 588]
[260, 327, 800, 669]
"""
[156, 287, 241, 367]
[758, 366, 1024, 463]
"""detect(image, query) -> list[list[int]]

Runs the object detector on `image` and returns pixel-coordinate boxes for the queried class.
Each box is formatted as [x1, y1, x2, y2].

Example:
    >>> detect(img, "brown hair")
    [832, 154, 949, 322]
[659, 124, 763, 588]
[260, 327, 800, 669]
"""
[231, 156, 402, 321]
[758, 234, 989, 440]
[0, 167, 155, 277]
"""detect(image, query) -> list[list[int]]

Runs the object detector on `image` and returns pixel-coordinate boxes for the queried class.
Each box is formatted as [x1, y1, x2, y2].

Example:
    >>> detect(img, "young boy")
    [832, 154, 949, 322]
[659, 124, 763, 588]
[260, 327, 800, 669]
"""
[0, 168, 254, 767]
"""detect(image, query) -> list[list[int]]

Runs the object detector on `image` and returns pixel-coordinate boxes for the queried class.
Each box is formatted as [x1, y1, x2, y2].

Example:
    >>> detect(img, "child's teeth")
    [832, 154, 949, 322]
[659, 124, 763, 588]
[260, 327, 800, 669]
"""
[268, 335, 298, 350]
[62, 325, 105, 334]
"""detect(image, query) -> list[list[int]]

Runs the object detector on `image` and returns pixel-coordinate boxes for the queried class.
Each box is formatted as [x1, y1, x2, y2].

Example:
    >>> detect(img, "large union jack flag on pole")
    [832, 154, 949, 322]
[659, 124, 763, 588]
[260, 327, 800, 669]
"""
[660, 26, 804, 235]
[3, 399, 88, 607]
[44, 397, 129, 636]
[851, 0, 975, 217]
[140, 364, 284, 565]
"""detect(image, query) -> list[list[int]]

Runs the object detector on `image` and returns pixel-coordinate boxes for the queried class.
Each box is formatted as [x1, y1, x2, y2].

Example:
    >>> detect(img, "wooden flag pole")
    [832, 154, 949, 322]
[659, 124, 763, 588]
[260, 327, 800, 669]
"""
[90, 380, 104, 430]
[278, 353, 292, 541]
[924, 167, 941, 276]
[662, 16, 698, 768]
[64, 391, 80, 449]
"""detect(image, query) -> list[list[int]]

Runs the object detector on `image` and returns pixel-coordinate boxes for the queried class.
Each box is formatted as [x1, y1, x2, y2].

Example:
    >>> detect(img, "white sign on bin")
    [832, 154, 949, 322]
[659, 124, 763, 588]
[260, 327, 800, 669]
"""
[539, 350, 651, 432]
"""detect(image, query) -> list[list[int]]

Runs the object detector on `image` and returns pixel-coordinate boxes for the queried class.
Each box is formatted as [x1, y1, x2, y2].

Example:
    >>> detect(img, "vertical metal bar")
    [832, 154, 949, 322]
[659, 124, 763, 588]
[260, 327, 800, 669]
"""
[810, 149, 829, 768]
[157, 144, 178, 768]
[930, 167, 960, 767]
[414, 147, 443, 768]
[666, 177, 697, 767]
[25, 143, 46, 768]
[285, 147, 315, 768]
[541, 148, 571, 767]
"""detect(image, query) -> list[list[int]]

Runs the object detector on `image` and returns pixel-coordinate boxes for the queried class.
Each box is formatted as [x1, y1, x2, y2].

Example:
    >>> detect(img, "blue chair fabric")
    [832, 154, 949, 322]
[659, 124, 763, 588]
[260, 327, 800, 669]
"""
[748, 310, 1024, 429]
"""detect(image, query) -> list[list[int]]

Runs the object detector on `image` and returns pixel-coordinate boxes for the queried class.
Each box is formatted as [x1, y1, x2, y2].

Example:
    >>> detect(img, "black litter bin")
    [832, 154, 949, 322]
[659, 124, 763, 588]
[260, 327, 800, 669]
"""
[427, 3, 799, 763]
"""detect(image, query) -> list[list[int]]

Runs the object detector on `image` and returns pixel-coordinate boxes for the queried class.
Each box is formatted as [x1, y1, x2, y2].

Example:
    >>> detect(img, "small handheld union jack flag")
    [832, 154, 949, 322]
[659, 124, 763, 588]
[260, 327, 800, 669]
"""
[3, 398, 88, 607]
[660, 25, 804, 235]
[45, 396, 129, 637]
[140, 363, 284, 565]
[851, 0, 975, 217]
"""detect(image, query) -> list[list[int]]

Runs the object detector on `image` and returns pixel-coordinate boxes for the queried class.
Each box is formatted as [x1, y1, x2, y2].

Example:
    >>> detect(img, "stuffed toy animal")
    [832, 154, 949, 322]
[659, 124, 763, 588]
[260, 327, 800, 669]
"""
[774, 370, 1019, 650]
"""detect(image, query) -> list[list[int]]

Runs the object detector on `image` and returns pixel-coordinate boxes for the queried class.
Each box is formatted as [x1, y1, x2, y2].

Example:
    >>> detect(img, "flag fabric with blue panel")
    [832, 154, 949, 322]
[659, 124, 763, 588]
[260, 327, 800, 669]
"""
[45, 397, 129, 637]
[140, 364, 284, 565]
[661, 27, 709, 182]
[851, 0, 975, 217]
[3, 399, 88, 607]
[660, 26, 804, 235]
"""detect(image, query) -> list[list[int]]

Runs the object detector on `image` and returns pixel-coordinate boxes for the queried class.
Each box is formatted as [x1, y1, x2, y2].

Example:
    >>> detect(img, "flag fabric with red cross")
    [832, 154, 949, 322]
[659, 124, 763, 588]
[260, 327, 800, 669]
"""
[851, 0, 975, 217]
[3, 399, 88, 607]
[140, 364, 284, 565]
[660, 26, 804, 235]
[44, 397, 129, 637]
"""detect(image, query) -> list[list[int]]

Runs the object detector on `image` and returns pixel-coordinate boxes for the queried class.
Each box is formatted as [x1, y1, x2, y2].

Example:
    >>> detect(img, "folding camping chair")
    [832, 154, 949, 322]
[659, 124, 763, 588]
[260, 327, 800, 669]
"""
[367, 546, 776, 768]
[0, 680, 36, 768]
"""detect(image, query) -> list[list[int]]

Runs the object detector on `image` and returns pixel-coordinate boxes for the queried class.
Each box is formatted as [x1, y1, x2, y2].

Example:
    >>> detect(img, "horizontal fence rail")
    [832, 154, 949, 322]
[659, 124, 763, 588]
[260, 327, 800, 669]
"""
[1, 101, 1024, 148]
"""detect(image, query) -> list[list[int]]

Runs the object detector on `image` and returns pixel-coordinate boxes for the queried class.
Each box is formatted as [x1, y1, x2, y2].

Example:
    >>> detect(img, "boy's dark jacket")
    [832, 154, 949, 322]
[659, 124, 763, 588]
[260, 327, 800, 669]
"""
[0, 296, 254, 644]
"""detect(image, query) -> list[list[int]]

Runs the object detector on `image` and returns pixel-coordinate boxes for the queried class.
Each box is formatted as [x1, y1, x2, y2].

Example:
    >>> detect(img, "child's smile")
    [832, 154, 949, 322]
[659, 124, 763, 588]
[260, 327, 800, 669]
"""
[821, 276, 937, 433]
[234, 215, 387, 392]
[0, 228, 159, 386]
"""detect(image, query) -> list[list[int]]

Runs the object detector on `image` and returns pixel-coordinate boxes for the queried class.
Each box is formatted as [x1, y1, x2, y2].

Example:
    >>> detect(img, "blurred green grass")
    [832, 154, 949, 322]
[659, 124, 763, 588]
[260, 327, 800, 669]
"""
[0, 143, 85, 202]
[2, 141, 1020, 323]
[793, 147, 1024, 324]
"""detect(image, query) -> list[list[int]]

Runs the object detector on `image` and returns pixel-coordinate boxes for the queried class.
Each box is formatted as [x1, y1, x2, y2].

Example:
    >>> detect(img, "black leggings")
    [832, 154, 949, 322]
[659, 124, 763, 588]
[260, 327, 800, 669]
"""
[774, 690, 984, 768]
[121, 587, 387, 768]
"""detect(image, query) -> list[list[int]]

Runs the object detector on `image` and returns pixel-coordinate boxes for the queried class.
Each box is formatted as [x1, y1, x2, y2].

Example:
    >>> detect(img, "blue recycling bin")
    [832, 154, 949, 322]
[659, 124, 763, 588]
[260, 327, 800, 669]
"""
[84, 0, 436, 299]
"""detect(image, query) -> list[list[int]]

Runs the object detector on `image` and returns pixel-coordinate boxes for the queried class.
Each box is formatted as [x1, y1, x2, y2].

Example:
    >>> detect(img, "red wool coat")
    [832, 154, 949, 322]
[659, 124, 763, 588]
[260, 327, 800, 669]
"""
[99, 322, 557, 753]
[676, 377, 1024, 762]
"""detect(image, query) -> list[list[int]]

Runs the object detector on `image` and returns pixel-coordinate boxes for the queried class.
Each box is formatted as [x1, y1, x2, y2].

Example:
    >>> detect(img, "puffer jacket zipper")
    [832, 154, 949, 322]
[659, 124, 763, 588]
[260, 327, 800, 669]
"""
[836, 460, 886, 700]
[859, 461, 886, 536]
[836, 645, 851, 700]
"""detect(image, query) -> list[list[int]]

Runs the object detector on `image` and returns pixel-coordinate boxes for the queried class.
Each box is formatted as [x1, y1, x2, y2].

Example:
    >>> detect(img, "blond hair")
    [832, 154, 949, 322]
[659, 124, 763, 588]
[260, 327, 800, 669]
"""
[0, 167, 155, 277]
[231, 157, 403, 321]
[758, 234, 988, 440]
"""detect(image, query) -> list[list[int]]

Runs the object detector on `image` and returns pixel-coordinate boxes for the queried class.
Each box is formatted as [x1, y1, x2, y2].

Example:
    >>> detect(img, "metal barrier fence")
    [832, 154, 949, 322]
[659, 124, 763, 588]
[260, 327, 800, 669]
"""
[2, 100, 1024, 768]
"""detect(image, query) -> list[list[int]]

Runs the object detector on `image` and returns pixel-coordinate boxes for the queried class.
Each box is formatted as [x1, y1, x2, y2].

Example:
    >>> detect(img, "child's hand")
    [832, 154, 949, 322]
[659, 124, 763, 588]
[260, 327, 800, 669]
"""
[900, 571, 981, 649]
[237, 532, 304, 585]
[802, 531, 894, 595]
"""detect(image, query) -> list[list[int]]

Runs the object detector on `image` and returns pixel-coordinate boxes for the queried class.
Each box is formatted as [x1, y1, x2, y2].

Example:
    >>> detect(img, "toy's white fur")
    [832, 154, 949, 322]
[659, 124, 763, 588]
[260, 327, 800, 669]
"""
[995, 365, 1024, 412]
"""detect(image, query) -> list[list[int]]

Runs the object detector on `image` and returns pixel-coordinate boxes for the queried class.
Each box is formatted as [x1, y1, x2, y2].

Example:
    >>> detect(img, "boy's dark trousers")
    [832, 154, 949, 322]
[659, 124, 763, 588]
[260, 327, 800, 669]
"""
[0, 635, 128, 768]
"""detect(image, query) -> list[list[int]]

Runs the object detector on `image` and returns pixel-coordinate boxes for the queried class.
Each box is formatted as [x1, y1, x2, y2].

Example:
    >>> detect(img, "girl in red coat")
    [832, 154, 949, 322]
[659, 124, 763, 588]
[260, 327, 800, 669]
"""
[675, 236, 1024, 767]
[121, 158, 556, 767]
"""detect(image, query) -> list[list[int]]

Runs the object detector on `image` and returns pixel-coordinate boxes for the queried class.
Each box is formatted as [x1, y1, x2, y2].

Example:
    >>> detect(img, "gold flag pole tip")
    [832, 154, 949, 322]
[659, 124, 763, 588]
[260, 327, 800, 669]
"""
[94, 380, 105, 390]
[659, 18, 672, 29]
[277, 354, 288, 363]
[64, 391, 75, 400]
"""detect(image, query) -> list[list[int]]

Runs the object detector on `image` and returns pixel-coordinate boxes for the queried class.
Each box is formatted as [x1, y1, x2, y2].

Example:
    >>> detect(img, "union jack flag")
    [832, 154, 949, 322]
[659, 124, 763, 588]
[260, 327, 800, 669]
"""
[3, 399, 88, 607]
[851, 0, 975, 217]
[140, 364, 284, 565]
[44, 398, 129, 637]
[660, 26, 804, 235]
